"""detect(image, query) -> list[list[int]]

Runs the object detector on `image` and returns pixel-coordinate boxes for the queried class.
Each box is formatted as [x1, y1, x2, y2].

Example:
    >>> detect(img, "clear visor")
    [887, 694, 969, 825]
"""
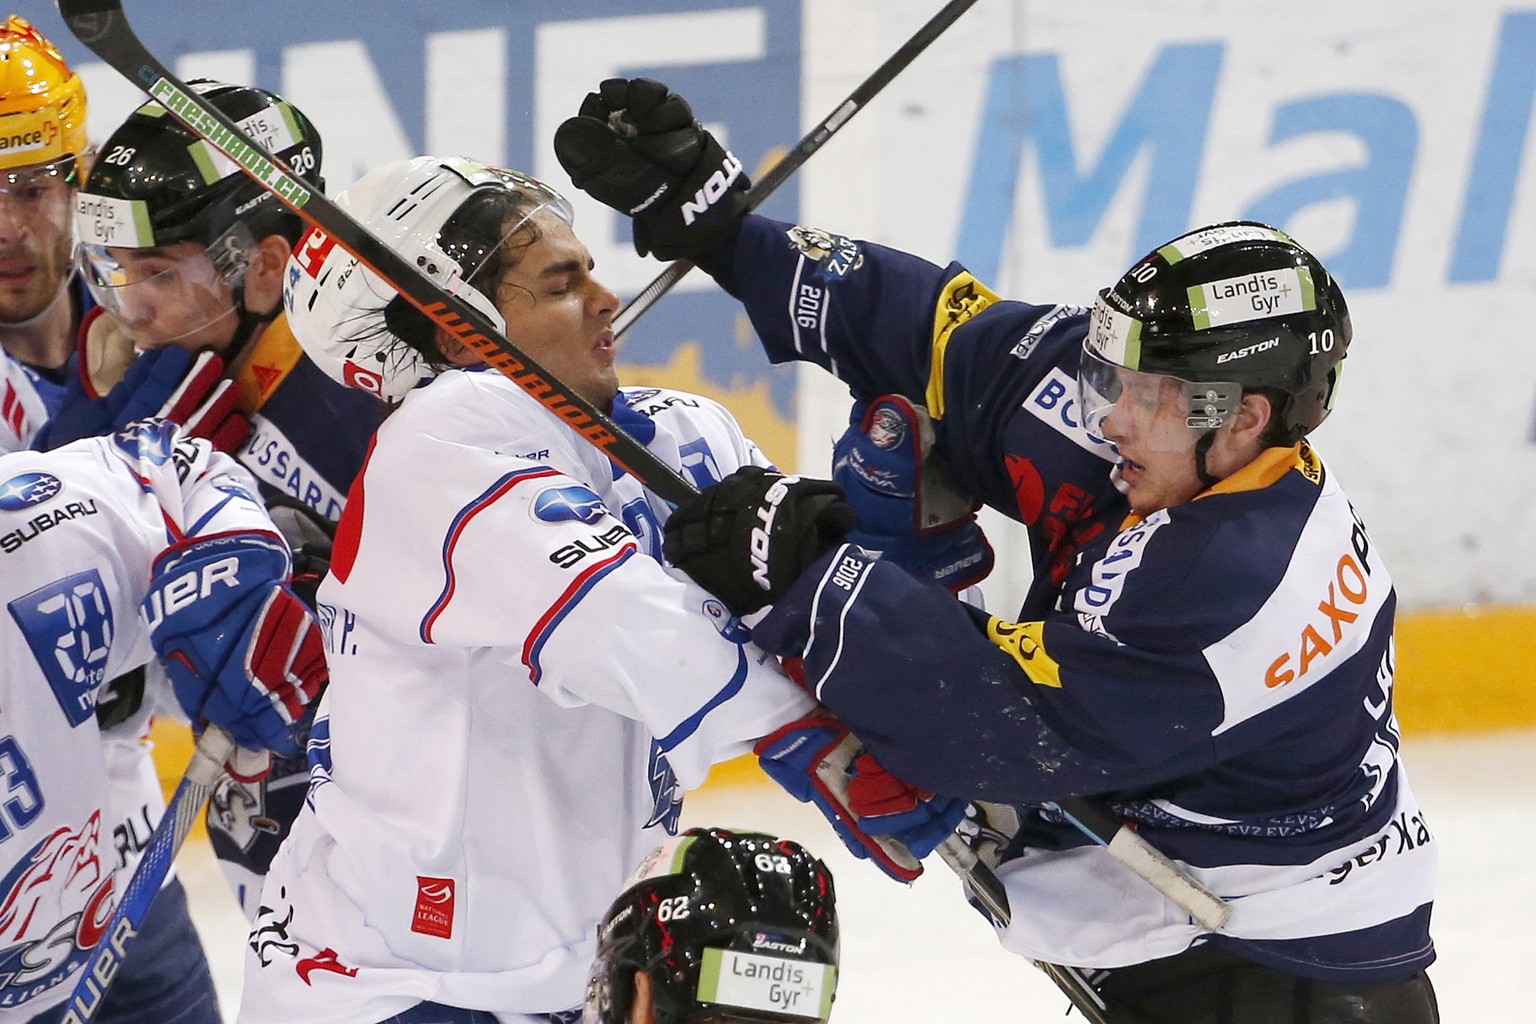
[78, 231, 250, 346]
[0, 157, 75, 227]
[0, 156, 76, 197]
[434, 165, 575, 293]
[1078, 346, 1242, 453]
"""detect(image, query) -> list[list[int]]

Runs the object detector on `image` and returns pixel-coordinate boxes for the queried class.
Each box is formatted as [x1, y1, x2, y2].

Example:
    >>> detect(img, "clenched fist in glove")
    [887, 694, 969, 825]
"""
[142, 531, 327, 758]
[36, 338, 251, 453]
[831, 395, 994, 593]
[662, 466, 856, 617]
[756, 715, 967, 882]
[554, 77, 750, 262]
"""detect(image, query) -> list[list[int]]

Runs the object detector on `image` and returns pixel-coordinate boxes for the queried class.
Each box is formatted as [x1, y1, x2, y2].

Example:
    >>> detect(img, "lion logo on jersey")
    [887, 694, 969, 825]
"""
[0, 811, 116, 1003]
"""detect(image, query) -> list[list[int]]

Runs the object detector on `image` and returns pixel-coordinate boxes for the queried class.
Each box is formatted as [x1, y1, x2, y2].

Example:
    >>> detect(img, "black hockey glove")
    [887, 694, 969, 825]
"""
[663, 466, 856, 617]
[553, 77, 750, 262]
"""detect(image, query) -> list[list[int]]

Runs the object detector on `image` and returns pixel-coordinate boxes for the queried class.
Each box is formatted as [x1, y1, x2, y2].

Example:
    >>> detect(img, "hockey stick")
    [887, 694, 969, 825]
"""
[60, 725, 235, 1024]
[56, 0, 697, 506]
[1049, 798, 1230, 931]
[611, 0, 980, 338]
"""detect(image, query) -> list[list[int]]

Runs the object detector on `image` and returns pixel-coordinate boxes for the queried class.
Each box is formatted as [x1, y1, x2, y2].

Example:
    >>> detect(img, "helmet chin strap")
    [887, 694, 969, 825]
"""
[1194, 429, 1222, 490]
[226, 283, 279, 356]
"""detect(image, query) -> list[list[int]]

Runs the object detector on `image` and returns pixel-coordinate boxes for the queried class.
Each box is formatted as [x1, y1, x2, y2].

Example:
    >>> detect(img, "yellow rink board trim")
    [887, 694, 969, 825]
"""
[148, 605, 1536, 797]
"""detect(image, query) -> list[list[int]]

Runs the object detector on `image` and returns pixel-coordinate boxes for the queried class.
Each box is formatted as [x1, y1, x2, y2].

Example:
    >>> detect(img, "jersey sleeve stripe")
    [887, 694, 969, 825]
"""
[421, 466, 561, 643]
[520, 543, 639, 685]
[653, 644, 750, 753]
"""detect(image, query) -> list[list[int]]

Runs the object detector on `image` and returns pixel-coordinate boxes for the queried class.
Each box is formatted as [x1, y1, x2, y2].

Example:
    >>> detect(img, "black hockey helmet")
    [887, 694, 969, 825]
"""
[1079, 221, 1350, 446]
[73, 80, 323, 346]
[583, 828, 839, 1024]
[75, 79, 323, 252]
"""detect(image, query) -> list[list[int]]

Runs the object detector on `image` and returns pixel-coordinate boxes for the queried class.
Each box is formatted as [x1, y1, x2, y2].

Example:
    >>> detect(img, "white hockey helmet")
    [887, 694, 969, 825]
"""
[282, 154, 575, 402]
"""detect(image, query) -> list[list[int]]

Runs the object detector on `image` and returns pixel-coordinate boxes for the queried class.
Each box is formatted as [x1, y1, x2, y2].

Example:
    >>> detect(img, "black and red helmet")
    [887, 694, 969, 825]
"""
[583, 828, 839, 1024]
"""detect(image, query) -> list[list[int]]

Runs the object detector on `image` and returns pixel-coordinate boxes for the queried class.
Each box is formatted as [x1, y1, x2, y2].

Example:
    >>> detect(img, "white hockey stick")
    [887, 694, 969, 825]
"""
[60, 725, 235, 1023]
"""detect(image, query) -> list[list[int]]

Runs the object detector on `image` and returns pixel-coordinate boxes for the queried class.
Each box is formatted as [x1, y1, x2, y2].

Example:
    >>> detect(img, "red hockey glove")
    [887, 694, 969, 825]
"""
[755, 715, 965, 882]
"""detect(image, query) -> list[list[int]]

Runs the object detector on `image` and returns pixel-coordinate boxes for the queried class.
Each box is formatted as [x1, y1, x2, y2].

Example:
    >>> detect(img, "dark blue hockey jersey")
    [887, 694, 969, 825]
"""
[709, 217, 1434, 983]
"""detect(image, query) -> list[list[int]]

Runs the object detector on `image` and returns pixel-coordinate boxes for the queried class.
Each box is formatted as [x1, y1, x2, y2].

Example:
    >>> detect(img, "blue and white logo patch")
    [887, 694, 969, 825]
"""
[532, 484, 607, 525]
[0, 472, 61, 511]
[112, 418, 179, 465]
[8, 570, 115, 727]
[703, 598, 752, 644]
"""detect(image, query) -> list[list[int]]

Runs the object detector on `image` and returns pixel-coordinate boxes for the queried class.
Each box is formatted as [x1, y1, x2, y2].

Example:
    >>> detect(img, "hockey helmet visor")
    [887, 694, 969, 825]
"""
[1078, 293, 1242, 453]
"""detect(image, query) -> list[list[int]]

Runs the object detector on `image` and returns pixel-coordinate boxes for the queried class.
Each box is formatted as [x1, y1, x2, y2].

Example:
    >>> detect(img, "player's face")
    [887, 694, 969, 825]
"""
[1098, 370, 1208, 516]
[82, 242, 240, 351]
[492, 212, 621, 406]
[0, 159, 76, 324]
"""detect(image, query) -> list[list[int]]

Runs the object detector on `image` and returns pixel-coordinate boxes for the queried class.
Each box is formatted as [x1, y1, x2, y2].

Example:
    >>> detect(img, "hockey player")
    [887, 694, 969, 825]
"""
[51, 78, 389, 514]
[582, 828, 839, 1024]
[0, 418, 326, 1023]
[235, 154, 951, 1024]
[0, 16, 92, 452]
[48, 79, 390, 921]
[558, 80, 1440, 1023]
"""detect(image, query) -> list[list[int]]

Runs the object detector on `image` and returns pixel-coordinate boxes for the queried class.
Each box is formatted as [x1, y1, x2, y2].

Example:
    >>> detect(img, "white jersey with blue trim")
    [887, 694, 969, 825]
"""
[0, 422, 273, 1020]
[239, 370, 814, 1024]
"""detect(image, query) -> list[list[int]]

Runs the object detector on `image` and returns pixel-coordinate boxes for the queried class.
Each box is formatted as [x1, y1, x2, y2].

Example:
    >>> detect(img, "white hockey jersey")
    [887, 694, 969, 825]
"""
[238, 371, 815, 1024]
[0, 421, 275, 1020]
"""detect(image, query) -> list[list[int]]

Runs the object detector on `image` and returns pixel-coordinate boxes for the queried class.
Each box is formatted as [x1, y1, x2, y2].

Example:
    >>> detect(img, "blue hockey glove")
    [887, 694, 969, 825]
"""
[831, 394, 994, 592]
[36, 343, 249, 452]
[143, 531, 327, 756]
[755, 715, 966, 882]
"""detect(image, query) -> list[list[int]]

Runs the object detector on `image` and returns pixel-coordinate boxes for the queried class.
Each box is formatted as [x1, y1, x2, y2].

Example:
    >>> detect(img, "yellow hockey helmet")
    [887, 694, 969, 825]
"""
[0, 15, 88, 173]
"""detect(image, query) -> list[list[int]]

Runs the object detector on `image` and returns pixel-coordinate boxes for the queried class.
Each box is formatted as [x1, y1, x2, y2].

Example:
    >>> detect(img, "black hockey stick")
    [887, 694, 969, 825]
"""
[56, 0, 697, 506]
[55, 0, 1013, 933]
[612, 0, 980, 338]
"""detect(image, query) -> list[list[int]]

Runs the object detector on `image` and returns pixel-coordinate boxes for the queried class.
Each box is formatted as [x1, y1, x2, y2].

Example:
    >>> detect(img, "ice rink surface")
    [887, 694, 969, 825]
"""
[185, 728, 1532, 1021]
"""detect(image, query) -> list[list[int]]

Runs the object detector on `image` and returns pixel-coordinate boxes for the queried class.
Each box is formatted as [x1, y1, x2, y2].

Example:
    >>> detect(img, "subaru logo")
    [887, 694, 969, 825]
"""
[0, 472, 61, 511]
[532, 485, 607, 525]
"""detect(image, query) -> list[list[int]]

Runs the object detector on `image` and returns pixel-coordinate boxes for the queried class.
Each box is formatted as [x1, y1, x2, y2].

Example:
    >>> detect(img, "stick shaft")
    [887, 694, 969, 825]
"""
[1053, 797, 1232, 931]
[60, 726, 235, 1024]
[613, 0, 981, 337]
